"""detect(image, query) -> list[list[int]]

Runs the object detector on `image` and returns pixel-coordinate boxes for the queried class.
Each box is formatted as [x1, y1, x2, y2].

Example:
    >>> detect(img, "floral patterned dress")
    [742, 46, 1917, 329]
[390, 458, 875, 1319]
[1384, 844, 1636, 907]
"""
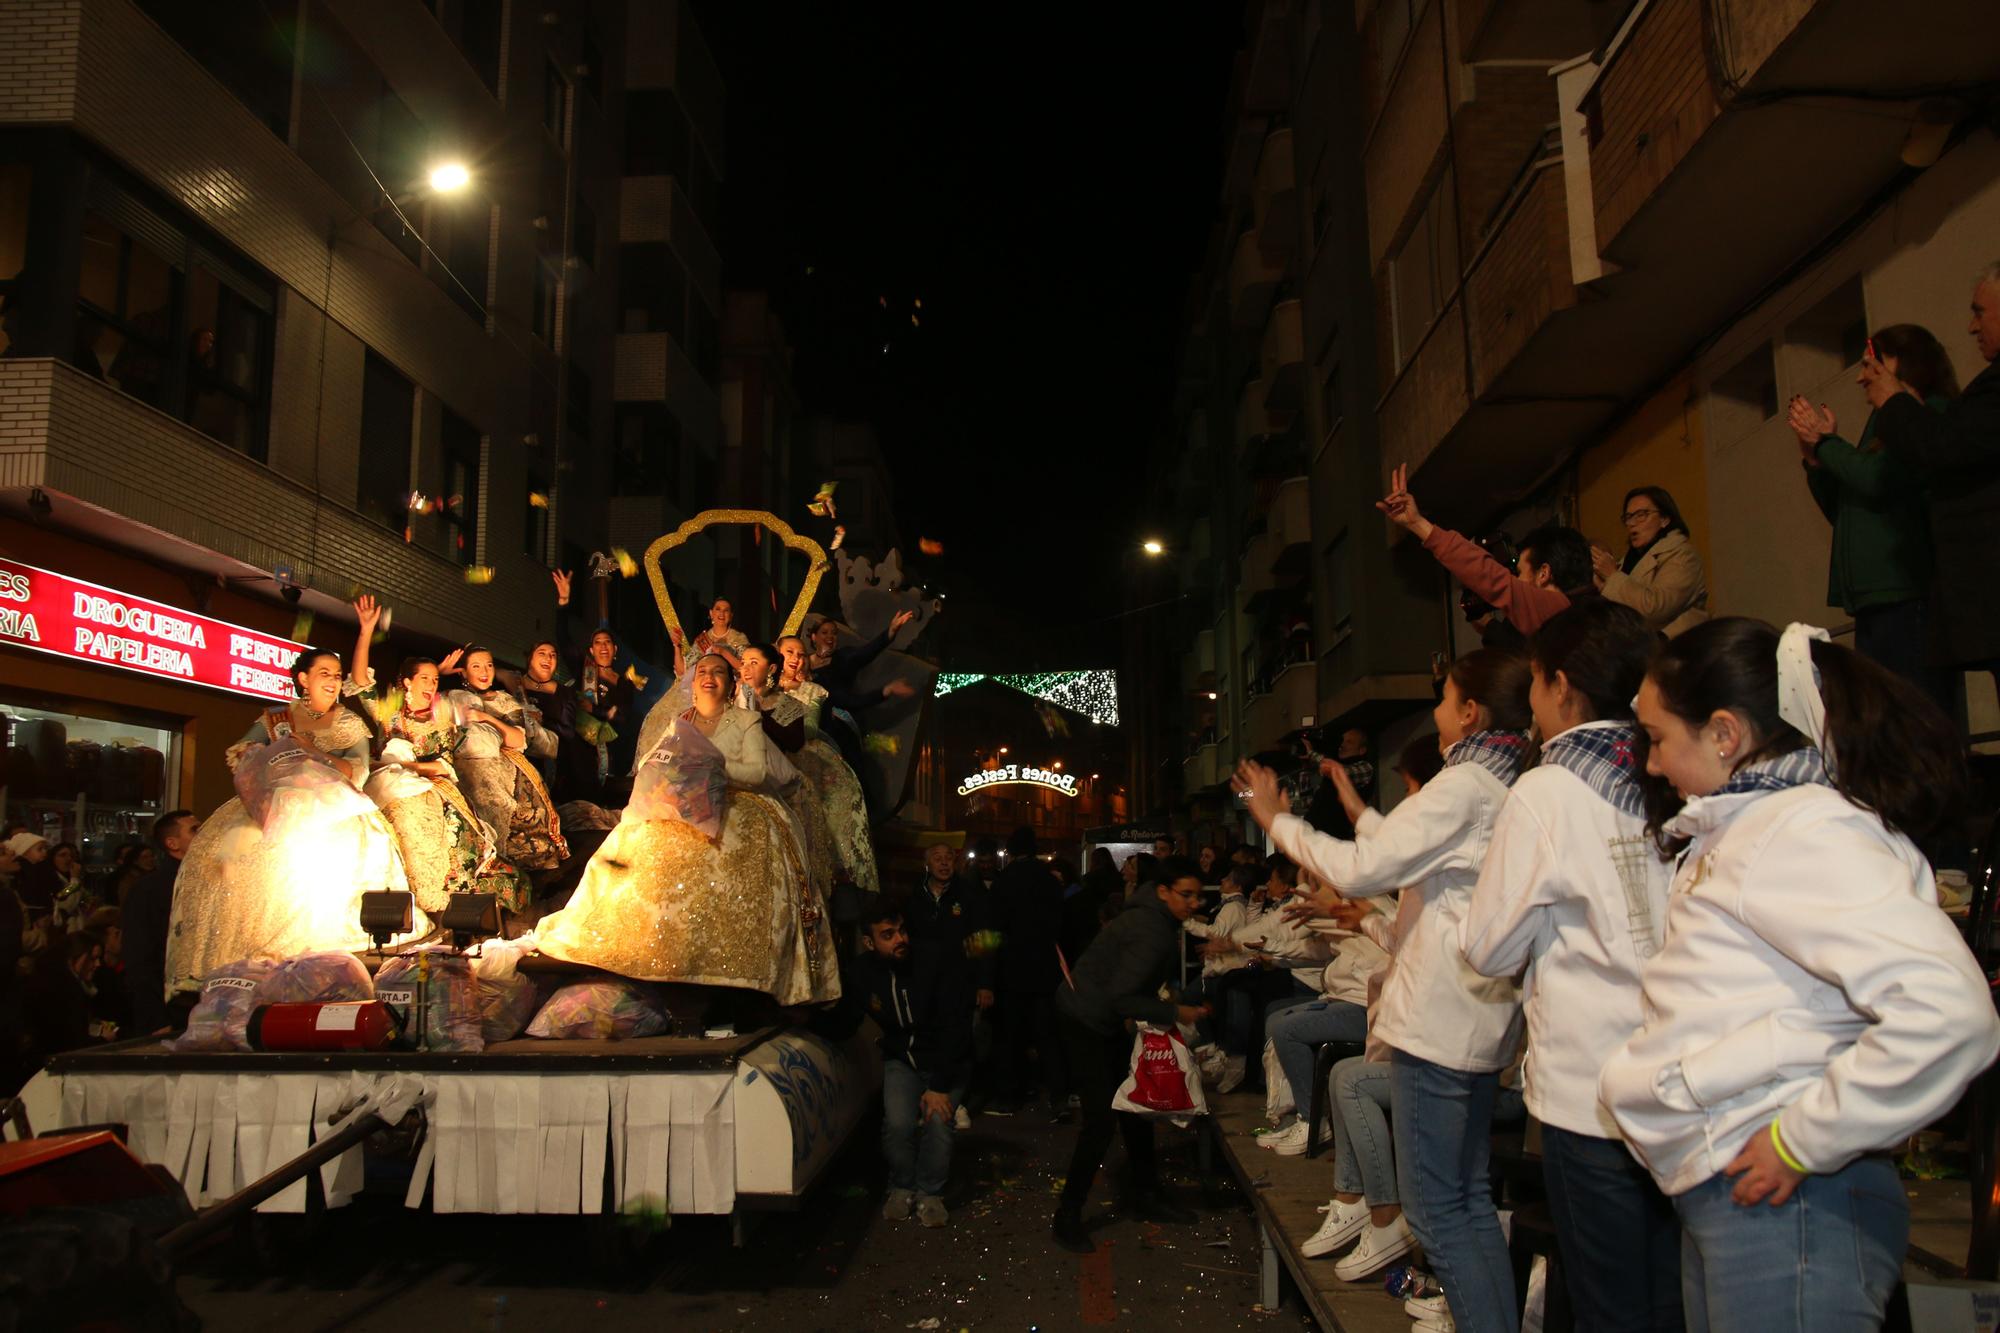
[448, 686, 568, 872]
[783, 680, 880, 895]
[362, 699, 527, 915]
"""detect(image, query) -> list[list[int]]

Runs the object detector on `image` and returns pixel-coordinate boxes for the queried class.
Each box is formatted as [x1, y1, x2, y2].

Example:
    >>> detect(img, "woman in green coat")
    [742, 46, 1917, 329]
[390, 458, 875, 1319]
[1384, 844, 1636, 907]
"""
[1789, 321, 1959, 712]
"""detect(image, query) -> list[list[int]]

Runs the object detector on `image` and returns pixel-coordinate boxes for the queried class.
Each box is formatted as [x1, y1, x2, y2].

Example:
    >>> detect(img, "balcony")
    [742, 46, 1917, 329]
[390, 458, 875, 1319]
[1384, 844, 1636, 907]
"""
[1243, 0, 1294, 112]
[1252, 129, 1298, 264]
[1243, 660, 1317, 756]
[1261, 299, 1304, 412]
[1240, 475, 1309, 585]
[1228, 231, 1283, 328]
[619, 176, 720, 305]
[1236, 377, 1274, 453]
[0, 359, 550, 651]
[614, 332, 720, 445]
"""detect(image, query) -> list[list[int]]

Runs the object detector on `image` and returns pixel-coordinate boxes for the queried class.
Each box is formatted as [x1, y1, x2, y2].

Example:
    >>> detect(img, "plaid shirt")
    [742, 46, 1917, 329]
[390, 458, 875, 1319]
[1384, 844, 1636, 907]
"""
[1443, 729, 1531, 787]
[1538, 721, 1646, 818]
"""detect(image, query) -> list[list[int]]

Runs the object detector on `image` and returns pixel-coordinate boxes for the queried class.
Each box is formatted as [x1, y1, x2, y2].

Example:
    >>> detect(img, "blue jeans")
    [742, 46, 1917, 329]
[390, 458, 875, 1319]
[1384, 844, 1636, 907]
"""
[1675, 1155, 1907, 1333]
[1540, 1125, 1682, 1332]
[881, 1059, 954, 1197]
[1391, 1051, 1516, 1333]
[1267, 1000, 1367, 1120]
[1330, 1056, 1395, 1206]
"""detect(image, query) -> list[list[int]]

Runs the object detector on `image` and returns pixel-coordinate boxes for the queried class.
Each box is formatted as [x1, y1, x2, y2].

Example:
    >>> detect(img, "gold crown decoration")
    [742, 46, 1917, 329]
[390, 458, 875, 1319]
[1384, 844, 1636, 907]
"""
[643, 509, 832, 641]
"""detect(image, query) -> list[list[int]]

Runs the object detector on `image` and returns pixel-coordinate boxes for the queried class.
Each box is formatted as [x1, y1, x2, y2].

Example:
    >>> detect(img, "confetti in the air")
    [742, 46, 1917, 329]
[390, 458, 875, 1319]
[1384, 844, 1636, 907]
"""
[918, 537, 944, 556]
[528, 491, 550, 509]
[624, 664, 649, 689]
[290, 609, 314, 642]
[462, 566, 496, 584]
[806, 482, 839, 520]
[830, 524, 847, 552]
[610, 547, 639, 578]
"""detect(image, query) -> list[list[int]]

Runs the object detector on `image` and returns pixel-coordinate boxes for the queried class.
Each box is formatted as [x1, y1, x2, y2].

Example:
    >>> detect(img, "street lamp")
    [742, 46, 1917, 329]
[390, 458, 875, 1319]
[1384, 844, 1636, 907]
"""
[1141, 539, 1165, 557]
[428, 161, 472, 194]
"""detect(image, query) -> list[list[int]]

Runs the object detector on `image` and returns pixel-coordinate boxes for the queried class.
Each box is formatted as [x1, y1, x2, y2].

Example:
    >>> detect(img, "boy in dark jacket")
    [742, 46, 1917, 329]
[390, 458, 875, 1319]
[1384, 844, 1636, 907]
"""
[988, 827, 1069, 1118]
[1052, 857, 1211, 1253]
[841, 901, 973, 1228]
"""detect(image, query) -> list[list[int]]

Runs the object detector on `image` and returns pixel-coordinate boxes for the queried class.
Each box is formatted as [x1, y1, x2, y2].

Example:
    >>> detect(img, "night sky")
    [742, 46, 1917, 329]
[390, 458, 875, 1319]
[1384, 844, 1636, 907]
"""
[694, 5, 1240, 669]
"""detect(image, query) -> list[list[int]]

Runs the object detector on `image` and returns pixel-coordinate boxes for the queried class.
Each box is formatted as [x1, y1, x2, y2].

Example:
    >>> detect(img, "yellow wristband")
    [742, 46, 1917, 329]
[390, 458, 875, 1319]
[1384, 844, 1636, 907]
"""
[1769, 1119, 1808, 1175]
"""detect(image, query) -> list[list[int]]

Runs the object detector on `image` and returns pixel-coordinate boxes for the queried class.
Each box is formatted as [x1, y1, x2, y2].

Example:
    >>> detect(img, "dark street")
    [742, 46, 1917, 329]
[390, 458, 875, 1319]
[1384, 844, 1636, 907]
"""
[173, 1110, 1293, 1333]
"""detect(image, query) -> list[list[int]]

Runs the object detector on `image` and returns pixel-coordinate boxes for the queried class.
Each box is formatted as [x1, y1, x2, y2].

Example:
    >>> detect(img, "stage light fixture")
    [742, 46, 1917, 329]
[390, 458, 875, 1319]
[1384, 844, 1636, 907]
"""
[359, 891, 414, 950]
[439, 891, 500, 949]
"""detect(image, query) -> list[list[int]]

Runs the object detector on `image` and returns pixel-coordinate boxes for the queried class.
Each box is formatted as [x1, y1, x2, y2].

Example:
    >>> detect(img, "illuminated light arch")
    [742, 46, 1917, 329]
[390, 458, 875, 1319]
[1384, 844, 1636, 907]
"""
[932, 670, 1119, 727]
[956, 764, 1080, 798]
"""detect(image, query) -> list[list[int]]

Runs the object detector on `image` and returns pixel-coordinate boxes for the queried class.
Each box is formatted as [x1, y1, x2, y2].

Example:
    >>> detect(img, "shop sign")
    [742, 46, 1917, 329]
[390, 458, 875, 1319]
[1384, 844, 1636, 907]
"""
[956, 764, 1078, 798]
[0, 557, 306, 703]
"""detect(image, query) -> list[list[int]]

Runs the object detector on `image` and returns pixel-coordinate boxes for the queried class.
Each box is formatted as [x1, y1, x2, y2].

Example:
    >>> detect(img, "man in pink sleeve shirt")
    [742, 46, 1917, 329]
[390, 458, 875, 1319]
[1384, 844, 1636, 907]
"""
[1376, 464, 1597, 637]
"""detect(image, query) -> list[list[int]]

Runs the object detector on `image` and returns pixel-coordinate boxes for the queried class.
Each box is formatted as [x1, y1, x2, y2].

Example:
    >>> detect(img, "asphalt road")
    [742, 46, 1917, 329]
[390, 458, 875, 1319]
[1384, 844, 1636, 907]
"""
[171, 1104, 1312, 1333]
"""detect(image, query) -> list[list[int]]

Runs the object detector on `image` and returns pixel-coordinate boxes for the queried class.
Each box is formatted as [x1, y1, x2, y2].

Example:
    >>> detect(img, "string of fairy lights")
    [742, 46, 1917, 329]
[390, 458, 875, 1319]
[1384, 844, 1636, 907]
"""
[931, 671, 1120, 727]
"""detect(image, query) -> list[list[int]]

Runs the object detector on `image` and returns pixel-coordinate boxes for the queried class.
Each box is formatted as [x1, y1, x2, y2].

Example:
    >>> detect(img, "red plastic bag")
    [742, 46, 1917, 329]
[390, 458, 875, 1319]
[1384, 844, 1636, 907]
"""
[1112, 1025, 1209, 1117]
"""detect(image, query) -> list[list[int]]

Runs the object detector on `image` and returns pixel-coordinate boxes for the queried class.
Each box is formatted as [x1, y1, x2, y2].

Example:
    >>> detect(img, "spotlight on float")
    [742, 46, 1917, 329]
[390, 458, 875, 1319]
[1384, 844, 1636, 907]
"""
[360, 890, 414, 951]
[428, 161, 472, 194]
[439, 891, 500, 951]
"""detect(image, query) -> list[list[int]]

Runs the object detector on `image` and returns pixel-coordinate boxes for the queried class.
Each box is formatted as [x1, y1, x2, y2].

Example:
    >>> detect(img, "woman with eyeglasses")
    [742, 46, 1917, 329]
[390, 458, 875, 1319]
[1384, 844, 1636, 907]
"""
[1591, 487, 1709, 637]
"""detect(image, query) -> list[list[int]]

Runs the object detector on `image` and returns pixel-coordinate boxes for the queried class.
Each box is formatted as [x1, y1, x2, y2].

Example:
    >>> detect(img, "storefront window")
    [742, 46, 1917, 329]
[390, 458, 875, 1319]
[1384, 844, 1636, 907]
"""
[0, 162, 28, 357]
[2, 701, 179, 896]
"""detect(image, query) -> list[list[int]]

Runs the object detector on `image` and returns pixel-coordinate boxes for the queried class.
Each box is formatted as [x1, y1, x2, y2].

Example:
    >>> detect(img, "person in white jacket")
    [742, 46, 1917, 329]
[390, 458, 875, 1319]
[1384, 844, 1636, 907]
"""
[1235, 648, 1533, 1328]
[1460, 599, 1683, 1332]
[1601, 618, 2000, 1330]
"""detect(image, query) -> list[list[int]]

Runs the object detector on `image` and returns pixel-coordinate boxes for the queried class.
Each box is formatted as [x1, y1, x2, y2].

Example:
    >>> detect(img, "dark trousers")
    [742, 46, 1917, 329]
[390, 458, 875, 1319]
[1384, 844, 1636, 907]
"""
[1854, 599, 1957, 718]
[1056, 1014, 1156, 1211]
[1540, 1124, 1683, 1333]
[995, 988, 1067, 1103]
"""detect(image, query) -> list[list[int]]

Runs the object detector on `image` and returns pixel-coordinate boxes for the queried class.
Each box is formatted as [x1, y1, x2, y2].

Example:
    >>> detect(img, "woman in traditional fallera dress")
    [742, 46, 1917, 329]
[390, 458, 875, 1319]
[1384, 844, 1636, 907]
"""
[165, 611, 412, 991]
[656, 597, 752, 721]
[446, 646, 568, 874]
[356, 646, 528, 917]
[536, 653, 838, 1005]
[735, 642, 839, 899]
[775, 636, 881, 895]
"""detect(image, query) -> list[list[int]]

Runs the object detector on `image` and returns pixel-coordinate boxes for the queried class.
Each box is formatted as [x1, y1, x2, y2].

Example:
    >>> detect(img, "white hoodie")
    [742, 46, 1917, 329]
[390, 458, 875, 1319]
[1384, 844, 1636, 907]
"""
[1269, 762, 1523, 1073]
[1600, 782, 2000, 1195]
[1461, 726, 1673, 1137]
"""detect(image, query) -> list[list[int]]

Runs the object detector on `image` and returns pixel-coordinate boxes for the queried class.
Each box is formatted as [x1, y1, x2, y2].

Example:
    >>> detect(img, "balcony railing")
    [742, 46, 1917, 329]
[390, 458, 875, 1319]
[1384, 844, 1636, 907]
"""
[1261, 298, 1304, 412]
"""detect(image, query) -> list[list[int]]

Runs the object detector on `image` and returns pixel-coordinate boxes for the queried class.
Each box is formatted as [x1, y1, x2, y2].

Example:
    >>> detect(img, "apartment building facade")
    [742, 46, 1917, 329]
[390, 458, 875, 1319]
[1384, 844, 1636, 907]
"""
[0, 0, 724, 851]
[1132, 0, 2000, 832]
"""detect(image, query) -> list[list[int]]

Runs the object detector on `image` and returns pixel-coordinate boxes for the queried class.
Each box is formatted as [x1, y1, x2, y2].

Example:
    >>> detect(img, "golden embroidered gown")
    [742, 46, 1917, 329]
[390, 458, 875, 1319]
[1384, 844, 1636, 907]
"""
[447, 686, 568, 872]
[535, 707, 837, 1004]
[166, 705, 413, 990]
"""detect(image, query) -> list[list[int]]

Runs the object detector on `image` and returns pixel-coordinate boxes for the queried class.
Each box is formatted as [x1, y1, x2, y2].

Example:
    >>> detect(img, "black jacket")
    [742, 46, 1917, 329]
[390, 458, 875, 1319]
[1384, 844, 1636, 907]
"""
[901, 874, 996, 994]
[1877, 361, 2000, 664]
[828, 949, 973, 1096]
[990, 859, 1065, 994]
[123, 857, 179, 1034]
[1054, 892, 1187, 1036]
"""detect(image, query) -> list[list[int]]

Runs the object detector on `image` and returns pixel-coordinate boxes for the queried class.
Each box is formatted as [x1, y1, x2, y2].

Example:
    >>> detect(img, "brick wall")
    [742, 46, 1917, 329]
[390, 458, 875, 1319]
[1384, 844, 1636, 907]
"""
[1588, 0, 1720, 256]
[0, 1, 79, 123]
[1452, 65, 1559, 256]
[1465, 164, 1575, 396]
[1377, 300, 1470, 486]
[1361, 0, 1449, 269]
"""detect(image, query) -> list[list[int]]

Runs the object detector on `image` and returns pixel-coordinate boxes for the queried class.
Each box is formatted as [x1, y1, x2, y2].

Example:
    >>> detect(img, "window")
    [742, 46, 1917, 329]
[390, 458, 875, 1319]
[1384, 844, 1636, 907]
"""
[357, 352, 414, 530]
[183, 259, 272, 457]
[618, 243, 685, 336]
[76, 212, 177, 406]
[435, 197, 490, 324]
[689, 444, 715, 502]
[302, 18, 425, 264]
[452, 0, 504, 97]
[1319, 358, 1343, 438]
[689, 149, 722, 236]
[1388, 165, 1458, 372]
[571, 193, 597, 270]
[439, 408, 481, 565]
[135, 0, 295, 141]
[543, 58, 569, 145]
[532, 257, 561, 345]
[688, 292, 719, 382]
[0, 163, 25, 357]
[614, 405, 682, 496]
[566, 361, 593, 486]
[623, 90, 692, 177]
[523, 468, 550, 561]
[580, 27, 603, 102]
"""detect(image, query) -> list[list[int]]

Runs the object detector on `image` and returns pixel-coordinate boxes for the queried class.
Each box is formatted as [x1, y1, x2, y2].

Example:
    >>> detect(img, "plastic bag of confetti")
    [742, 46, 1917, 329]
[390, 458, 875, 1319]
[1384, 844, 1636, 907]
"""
[478, 971, 539, 1044]
[169, 958, 281, 1052]
[375, 949, 483, 1052]
[526, 980, 669, 1040]
[262, 951, 375, 1005]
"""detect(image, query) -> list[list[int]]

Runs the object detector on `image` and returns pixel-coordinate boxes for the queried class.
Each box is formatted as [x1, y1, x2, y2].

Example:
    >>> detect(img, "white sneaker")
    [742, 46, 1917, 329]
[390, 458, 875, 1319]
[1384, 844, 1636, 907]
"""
[1216, 1056, 1247, 1094]
[1300, 1197, 1369, 1258]
[1332, 1214, 1416, 1281]
[1412, 1311, 1455, 1333]
[952, 1106, 972, 1131]
[1405, 1291, 1451, 1322]
[1259, 1120, 1311, 1156]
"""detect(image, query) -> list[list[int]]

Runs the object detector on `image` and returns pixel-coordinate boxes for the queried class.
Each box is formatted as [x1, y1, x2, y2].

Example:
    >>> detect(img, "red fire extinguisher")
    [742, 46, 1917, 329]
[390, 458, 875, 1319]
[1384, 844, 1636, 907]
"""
[247, 1001, 397, 1052]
